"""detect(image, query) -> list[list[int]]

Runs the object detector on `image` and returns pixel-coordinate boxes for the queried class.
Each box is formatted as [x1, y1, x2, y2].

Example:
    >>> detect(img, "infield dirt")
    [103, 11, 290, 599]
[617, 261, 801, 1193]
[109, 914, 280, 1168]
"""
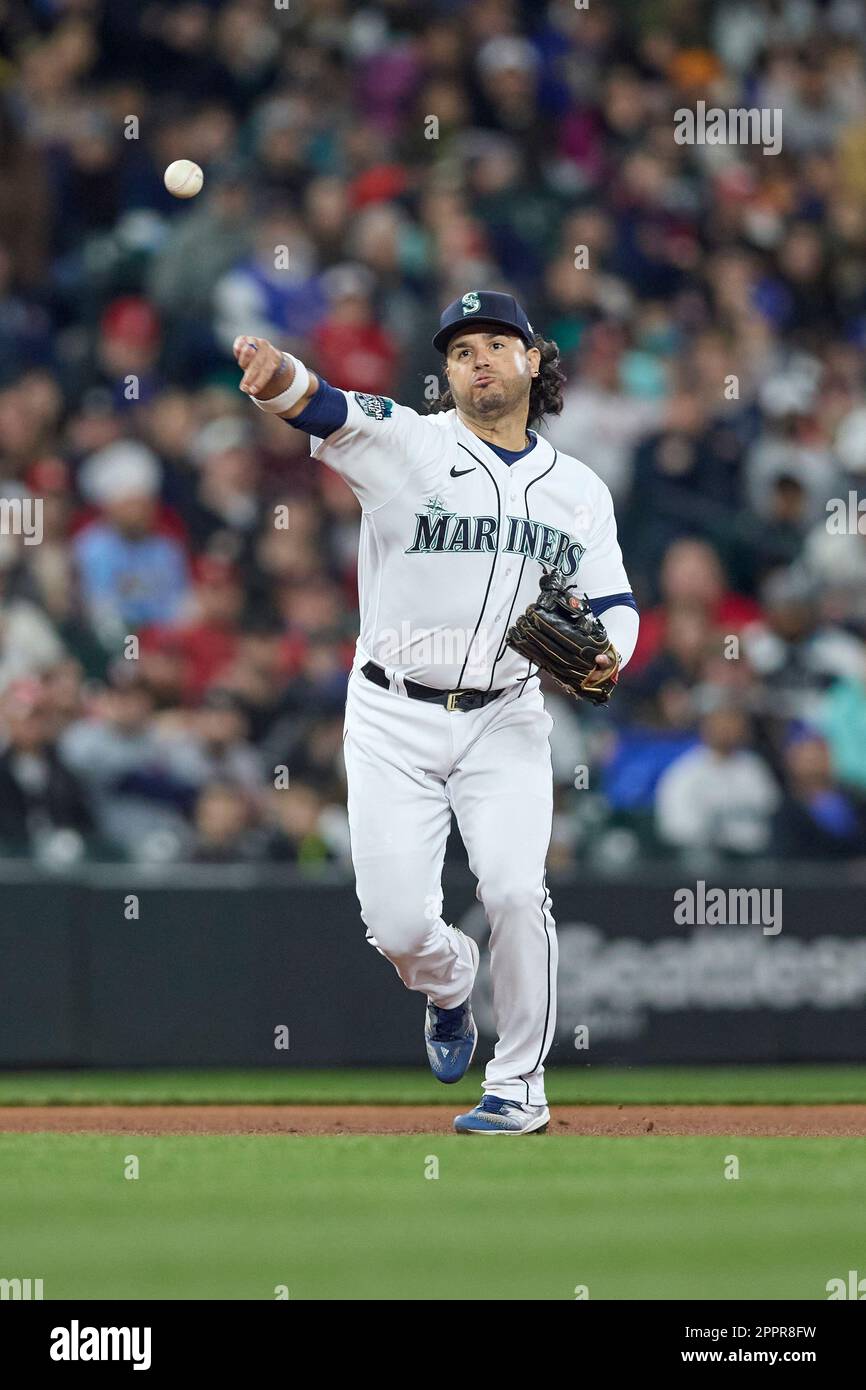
[0, 1104, 864, 1136]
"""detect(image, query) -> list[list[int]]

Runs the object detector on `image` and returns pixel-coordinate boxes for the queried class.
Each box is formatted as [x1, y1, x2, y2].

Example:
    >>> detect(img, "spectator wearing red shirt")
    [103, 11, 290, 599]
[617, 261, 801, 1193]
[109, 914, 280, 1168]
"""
[630, 538, 761, 674]
[311, 264, 398, 397]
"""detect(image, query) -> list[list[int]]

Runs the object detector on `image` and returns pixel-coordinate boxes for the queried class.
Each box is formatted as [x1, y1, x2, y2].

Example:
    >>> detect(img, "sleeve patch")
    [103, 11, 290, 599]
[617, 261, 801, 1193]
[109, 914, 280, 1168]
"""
[354, 393, 393, 421]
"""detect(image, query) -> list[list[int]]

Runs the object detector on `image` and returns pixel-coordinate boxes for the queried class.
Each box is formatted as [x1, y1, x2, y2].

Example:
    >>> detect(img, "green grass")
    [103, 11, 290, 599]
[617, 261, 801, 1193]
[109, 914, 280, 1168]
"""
[0, 1065, 864, 1106]
[0, 1134, 863, 1299]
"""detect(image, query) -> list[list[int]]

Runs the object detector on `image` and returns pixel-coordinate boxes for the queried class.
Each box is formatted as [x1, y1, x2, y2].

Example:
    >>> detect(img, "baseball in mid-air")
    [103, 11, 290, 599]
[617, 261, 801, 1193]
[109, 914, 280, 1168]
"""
[164, 160, 204, 199]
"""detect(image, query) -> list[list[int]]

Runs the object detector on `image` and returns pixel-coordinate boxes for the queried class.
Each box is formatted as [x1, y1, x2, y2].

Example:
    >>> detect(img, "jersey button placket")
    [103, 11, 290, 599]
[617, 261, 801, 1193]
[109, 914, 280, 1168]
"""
[502, 483, 517, 595]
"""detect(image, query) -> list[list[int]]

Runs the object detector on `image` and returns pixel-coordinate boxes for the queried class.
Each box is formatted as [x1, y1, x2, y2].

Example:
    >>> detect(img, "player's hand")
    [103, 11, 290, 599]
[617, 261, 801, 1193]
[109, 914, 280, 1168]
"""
[232, 336, 288, 398]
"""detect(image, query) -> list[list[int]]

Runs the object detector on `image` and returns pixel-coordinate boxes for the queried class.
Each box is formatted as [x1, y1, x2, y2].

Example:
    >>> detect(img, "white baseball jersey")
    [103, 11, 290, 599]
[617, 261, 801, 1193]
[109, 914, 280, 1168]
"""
[309, 390, 632, 690]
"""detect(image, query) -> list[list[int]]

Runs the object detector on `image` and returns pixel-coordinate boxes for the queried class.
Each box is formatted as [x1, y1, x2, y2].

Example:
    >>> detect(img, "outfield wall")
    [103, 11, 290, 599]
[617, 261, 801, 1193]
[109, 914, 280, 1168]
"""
[1, 863, 864, 1068]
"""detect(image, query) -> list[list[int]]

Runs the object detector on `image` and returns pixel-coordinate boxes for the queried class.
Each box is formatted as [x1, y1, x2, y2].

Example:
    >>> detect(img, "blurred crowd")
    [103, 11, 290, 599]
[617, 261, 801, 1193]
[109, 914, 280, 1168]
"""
[2, 0, 866, 869]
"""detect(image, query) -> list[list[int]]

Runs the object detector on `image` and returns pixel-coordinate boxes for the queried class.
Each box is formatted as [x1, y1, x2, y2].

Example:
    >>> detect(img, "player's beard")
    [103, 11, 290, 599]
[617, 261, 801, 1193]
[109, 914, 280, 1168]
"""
[453, 375, 530, 426]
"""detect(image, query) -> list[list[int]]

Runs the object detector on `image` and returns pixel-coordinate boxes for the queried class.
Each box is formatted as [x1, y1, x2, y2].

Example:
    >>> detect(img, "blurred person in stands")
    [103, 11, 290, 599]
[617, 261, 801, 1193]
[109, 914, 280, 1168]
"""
[183, 415, 263, 552]
[542, 322, 698, 502]
[135, 630, 188, 711]
[250, 95, 318, 203]
[301, 177, 351, 269]
[91, 297, 164, 410]
[0, 678, 93, 859]
[0, 94, 50, 291]
[262, 696, 349, 795]
[316, 465, 363, 592]
[655, 693, 780, 856]
[0, 375, 61, 475]
[73, 440, 190, 640]
[215, 610, 291, 741]
[744, 360, 840, 526]
[311, 264, 398, 396]
[213, 204, 327, 354]
[138, 389, 199, 474]
[0, 530, 67, 695]
[59, 667, 195, 860]
[801, 474, 866, 627]
[17, 459, 77, 626]
[743, 566, 865, 724]
[189, 781, 264, 864]
[624, 604, 719, 730]
[0, 246, 53, 386]
[630, 537, 761, 673]
[11, 455, 110, 681]
[171, 688, 265, 797]
[821, 654, 866, 797]
[62, 386, 125, 464]
[160, 556, 245, 702]
[263, 780, 344, 867]
[738, 473, 812, 589]
[273, 573, 353, 655]
[771, 729, 866, 860]
[40, 657, 87, 740]
[254, 493, 324, 591]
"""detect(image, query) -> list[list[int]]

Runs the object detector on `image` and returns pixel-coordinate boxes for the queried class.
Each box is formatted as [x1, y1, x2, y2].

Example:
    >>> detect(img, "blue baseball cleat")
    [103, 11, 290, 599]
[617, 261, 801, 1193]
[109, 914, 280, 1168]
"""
[453, 1095, 550, 1135]
[424, 933, 479, 1084]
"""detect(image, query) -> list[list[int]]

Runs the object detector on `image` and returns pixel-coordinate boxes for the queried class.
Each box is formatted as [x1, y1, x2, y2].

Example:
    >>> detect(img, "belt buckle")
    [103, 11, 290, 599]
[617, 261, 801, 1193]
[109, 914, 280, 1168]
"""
[446, 690, 464, 712]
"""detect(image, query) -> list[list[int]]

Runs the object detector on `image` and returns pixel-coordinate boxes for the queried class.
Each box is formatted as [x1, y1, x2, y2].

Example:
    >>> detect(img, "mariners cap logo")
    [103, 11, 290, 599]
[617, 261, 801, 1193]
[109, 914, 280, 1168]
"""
[461, 291, 481, 315]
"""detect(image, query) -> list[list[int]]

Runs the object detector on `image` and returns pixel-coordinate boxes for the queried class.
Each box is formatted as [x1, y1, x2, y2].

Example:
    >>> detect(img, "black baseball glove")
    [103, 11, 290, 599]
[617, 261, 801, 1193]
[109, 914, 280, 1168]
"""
[506, 568, 621, 706]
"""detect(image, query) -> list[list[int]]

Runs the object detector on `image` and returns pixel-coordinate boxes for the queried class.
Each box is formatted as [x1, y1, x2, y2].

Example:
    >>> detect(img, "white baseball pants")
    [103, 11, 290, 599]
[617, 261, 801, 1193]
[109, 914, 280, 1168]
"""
[342, 664, 557, 1106]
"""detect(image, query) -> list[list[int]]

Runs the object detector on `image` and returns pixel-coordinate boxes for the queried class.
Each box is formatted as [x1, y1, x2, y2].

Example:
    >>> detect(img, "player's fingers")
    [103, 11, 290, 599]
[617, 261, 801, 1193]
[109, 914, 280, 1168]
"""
[233, 335, 263, 365]
[594, 654, 611, 667]
[240, 345, 281, 395]
[240, 358, 275, 394]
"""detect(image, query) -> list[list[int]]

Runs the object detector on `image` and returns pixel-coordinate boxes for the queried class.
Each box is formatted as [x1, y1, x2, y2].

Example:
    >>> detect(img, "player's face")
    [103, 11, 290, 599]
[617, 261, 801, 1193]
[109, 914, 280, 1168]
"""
[444, 330, 540, 421]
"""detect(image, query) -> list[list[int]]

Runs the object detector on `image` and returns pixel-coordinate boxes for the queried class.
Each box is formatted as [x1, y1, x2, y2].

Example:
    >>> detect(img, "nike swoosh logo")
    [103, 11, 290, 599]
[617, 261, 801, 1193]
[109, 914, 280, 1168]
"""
[450, 466, 475, 477]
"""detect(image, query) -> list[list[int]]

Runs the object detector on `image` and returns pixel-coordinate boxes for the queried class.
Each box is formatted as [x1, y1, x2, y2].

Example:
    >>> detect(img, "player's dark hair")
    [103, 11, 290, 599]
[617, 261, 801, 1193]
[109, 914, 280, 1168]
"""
[428, 333, 566, 429]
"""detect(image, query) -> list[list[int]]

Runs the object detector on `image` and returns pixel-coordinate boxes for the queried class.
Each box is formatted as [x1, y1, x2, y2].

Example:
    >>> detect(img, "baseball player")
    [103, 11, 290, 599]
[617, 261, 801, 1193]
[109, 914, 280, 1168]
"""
[234, 291, 639, 1135]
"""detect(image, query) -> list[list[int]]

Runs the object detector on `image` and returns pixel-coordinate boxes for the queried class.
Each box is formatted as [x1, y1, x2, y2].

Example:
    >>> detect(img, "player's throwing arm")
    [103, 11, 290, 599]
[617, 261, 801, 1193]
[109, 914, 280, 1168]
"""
[233, 336, 319, 416]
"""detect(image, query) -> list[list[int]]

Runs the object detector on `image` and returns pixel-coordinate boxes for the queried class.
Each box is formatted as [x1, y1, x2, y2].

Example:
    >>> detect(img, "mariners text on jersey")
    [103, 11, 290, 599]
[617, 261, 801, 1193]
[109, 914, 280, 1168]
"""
[286, 384, 635, 690]
[406, 506, 585, 577]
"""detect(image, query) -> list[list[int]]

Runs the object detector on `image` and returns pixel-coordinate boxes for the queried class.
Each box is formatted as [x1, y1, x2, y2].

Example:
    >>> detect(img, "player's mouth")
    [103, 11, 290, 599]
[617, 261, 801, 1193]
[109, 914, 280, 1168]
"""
[473, 374, 495, 387]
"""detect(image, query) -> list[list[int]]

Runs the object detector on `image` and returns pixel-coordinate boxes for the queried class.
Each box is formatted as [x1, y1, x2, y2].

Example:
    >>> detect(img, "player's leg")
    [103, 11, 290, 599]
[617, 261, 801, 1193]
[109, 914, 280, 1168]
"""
[342, 672, 476, 1007]
[446, 688, 557, 1108]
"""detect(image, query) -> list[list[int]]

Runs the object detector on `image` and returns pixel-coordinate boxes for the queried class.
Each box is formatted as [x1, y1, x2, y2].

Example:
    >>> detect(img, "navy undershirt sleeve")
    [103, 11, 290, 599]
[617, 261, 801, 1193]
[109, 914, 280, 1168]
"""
[588, 592, 638, 618]
[284, 377, 348, 438]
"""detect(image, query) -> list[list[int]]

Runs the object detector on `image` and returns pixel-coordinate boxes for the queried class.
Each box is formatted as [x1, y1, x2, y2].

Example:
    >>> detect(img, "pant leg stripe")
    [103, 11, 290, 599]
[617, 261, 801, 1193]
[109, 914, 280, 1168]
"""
[522, 874, 553, 1103]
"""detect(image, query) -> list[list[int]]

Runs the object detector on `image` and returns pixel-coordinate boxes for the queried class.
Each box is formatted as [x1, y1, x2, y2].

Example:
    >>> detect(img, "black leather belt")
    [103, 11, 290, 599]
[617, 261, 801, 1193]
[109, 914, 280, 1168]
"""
[361, 660, 506, 712]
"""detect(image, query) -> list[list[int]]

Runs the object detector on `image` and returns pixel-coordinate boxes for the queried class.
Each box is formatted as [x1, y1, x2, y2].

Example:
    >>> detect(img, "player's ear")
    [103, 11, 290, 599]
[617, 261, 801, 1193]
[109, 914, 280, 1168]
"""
[526, 344, 541, 378]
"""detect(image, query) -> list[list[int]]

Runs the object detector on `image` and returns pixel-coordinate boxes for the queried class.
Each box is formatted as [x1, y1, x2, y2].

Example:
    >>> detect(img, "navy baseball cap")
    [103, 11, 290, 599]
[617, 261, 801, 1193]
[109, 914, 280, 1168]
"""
[432, 290, 535, 354]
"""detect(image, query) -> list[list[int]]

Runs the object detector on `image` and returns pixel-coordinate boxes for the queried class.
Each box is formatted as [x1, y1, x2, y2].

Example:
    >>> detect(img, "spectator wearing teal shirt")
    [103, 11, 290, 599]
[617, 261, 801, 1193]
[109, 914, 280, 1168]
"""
[74, 441, 190, 635]
[822, 670, 866, 795]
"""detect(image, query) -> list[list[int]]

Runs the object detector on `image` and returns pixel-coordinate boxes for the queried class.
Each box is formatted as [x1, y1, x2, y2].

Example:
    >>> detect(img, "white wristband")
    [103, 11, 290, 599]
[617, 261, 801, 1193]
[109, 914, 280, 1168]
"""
[250, 354, 311, 413]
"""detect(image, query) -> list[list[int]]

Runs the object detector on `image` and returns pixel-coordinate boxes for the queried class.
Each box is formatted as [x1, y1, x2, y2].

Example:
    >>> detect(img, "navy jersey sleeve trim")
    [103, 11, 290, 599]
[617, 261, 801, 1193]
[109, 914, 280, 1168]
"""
[284, 378, 348, 437]
[588, 591, 638, 618]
